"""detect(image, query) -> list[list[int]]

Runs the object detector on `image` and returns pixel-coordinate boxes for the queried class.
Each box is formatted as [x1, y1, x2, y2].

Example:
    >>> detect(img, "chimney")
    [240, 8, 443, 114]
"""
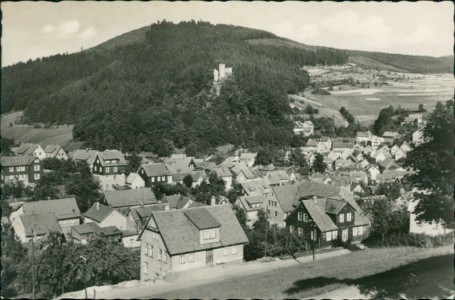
[140, 201, 144, 208]
[211, 196, 216, 206]
[313, 195, 317, 203]
[96, 201, 100, 210]
[164, 203, 170, 211]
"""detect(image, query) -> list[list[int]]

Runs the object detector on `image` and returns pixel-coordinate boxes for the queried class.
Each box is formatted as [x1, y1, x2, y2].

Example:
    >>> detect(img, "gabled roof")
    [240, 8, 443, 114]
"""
[213, 166, 232, 178]
[305, 139, 319, 147]
[324, 198, 350, 214]
[301, 199, 338, 232]
[266, 170, 290, 185]
[21, 212, 62, 237]
[377, 170, 415, 181]
[356, 131, 371, 138]
[140, 163, 171, 177]
[163, 194, 192, 210]
[1, 155, 37, 167]
[240, 152, 257, 160]
[44, 144, 62, 155]
[126, 172, 144, 184]
[104, 188, 157, 208]
[69, 149, 98, 165]
[237, 195, 266, 211]
[343, 194, 371, 226]
[163, 155, 193, 174]
[332, 142, 355, 149]
[184, 209, 221, 230]
[239, 179, 271, 196]
[141, 205, 248, 255]
[84, 203, 116, 223]
[15, 143, 41, 155]
[96, 150, 127, 166]
[23, 198, 81, 220]
[98, 226, 122, 237]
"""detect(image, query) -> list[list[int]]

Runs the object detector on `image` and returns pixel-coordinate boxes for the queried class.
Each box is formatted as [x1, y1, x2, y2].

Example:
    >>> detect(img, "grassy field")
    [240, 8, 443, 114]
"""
[1, 111, 73, 146]
[306, 74, 454, 125]
[154, 246, 452, 299]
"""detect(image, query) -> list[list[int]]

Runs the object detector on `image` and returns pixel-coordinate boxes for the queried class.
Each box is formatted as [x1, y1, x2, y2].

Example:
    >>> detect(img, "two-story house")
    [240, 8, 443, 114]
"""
[1, 155, 42, 186]
[235, 195, 267, 227]
[68, 149, 98, 171]
[138, 205, 248, 281]
[44, 144, 68, 160]
[138, 163, 173, 187]
[13, 143, 46, 160]
[92, 150, 128, 175]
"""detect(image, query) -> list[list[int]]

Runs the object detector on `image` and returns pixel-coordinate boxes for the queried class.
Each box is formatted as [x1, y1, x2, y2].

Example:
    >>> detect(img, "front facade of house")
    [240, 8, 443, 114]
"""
[139, 205, 248, 281]
[138, 163, 173, 187]
[1, 156, 43, 186]
[92, 152, 128, 175]
[45, 145, 69, 160]
[84, 203, 129, 231]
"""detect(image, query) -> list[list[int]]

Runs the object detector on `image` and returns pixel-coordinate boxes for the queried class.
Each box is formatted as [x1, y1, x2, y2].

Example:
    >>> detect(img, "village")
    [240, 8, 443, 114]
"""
[1, 92, 450, 293]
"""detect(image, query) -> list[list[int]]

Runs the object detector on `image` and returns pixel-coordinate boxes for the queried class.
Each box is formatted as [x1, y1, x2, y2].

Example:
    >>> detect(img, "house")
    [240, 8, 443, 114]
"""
[139, 205, 248, 280]
[408, 198, 453, 236]
[350, 182, 370, 196]
[122, 230, 141, 248]
[349, 171, 368, 185]
[162, 154, 194, 174]
[235, 195, 267, 226]
[231, 164, 258, 183]
[294, 121, 314, 136]
[408, 113, 424, 124]
[84, 202, 129, 231]
[10, 198, 81, 238]
[213, 166, 233, 190]
[390, 144, 401, 156]
[138, 163, 173, 186]
[103, 188, 158, 213]
[71, 222, 102, 244]
[173, 171, 208, 188]
[353, 143, 365, 153]
[16, 213, 62, 243]
[394, 148, 407, 161]
[162, 194, 195, 210]
[239, 179, 272, 197]
[371, 136, 384, 149]
[382, 132, 399, 144]
[376, 170, 414, 183]
[412, 129, 425, 146]
[356, 131, 372, 143]
[378, 158, 398, 170]
[126, 172, 146, 189]
[264, 170, 291, 187]
[213, 63, 233, 82]
[1, 155, 42, 186]
[286, 196, 370, 250]
[309, 173, 332, 185]
[316, 137, 332, 153]
[327, 151, 341, 161]
[239, 152, 257, 167]
[269, 182, 341, 227]
[370, 150, 391, 163]
[334, 159, 353, 170]
[400, 141, 413, 153]
[13, 143, 46, 160]
[92, 150, 128, 176]
[68, 149, 98, 171]
[366, 165, 381, 183]
[126, 205, 169, 233]
[44, 144, 68, 160]
[302, 139, 318, 154]
[191, 160, 217, 173]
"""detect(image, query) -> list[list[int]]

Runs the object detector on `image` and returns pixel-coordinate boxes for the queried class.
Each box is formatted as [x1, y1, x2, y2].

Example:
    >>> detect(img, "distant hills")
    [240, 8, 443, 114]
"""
[1, 21, 452, 154]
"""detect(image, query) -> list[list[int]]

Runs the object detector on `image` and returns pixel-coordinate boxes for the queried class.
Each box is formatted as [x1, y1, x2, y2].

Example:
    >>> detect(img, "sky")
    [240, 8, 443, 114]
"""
[2, 1, 454, 66]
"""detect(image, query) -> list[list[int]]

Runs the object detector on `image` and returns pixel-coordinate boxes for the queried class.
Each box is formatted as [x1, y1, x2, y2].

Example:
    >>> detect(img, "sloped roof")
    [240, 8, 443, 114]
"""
[213, 166, 232, 178]
[332, 142, 355, 149]
[163, 156, 193, 174]
[305, 139, 319, 147]
[272, 184, 300, 213]
[240, 152, 257, 160]
[104, 188, 157, 208]
[84, 203, 115, 223]
[143, 205, 248, 255]
[98, 226, 122, 237]
[163, 194, 192, 209]
[349, 171, 368, 182]
[378, 170, 414, 181]
[23, 198, 81, 220]
[72, 222, 101, 235]
[69, 149, 98, 165]
[184, 209, 221, 230]
[1, 155, 36, 167]
[356, 131, 371, 138]
[21, 212, 62, 237]
[324, 198, 349, 214]
[15, 143, 40, 155]
[97, 150, 127, 166]
[343, 194, 371, 226]
[126, 172, 144, 184]
[140, 163, 171, 177]
[266, 171, 290, 185]
[239, 179, 271, 197]
[302, 200, 338, 232]
[44, 144, 61, 154]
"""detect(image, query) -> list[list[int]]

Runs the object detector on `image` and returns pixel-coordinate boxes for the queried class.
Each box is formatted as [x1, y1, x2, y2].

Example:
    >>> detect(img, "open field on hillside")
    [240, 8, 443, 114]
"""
[305, 73, 454, 124]
[1, 111, 73, 146]
[155, 246, 452, 299]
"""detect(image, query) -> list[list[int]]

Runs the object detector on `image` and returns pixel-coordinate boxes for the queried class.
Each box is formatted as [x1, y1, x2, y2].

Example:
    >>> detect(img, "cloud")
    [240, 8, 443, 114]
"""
[41, 20, 80, 38]
[299, 23, 320, 40]
[78, 26, 97, 40]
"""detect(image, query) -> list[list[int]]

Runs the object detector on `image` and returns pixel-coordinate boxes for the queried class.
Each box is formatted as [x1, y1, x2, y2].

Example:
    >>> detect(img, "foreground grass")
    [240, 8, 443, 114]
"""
[155, 246, 453, 299]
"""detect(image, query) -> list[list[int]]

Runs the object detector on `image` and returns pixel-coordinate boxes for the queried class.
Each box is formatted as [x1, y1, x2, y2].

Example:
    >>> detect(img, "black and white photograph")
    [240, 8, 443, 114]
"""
[1, 1, 454, 299]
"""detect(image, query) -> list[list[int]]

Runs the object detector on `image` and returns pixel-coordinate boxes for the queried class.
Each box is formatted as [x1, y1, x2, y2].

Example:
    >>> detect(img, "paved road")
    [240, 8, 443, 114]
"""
[59, 249, 351, 299]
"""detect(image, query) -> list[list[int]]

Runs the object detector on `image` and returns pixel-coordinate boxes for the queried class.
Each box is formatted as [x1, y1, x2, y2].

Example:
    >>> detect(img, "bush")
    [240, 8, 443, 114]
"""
[363, 232, 454, 248]
[311, 88, 331, 95]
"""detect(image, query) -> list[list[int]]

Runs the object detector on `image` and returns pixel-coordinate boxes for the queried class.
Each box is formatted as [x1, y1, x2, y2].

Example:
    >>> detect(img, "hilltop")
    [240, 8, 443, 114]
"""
[1, 21, 452, 154]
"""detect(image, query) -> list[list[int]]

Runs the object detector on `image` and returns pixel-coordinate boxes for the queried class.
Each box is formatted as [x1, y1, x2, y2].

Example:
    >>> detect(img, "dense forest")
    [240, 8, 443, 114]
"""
[2, 21, 348, 154]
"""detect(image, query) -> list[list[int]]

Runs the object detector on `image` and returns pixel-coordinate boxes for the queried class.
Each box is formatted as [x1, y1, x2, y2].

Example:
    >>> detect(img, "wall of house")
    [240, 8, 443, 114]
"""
[223, 176, 232, 191]
[94, 174, 126, 191]
[10, 207, 27, 243]
[131, 176, 145, 189]
[170, 250, 207, 273]
[141, 229, 171, 281]
[350, 225, 369, 243]
[122, 234, 141, 248]
[100, 210, 128, 230]
[213, 245, 244, 264]
[59, 218, 80, 236]
[33, 146, 47, 160]
[267, 203, 287, 228]
[286, 205, 324, 249]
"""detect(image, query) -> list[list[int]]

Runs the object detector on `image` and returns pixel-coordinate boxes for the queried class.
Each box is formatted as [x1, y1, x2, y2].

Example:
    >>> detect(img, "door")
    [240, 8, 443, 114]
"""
[206, 250, 213, 264]
[342, 228, 348, 242]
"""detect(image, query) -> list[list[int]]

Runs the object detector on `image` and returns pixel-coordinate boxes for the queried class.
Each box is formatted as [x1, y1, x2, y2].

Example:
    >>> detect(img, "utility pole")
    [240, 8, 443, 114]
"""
[79, 255, 87, 299]
[31, 229, 35, 299]
[264, 209, 268, 259]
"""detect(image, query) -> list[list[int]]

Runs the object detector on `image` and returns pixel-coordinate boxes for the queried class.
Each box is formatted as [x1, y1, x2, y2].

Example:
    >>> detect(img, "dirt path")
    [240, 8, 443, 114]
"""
[58, 249, 351, 299]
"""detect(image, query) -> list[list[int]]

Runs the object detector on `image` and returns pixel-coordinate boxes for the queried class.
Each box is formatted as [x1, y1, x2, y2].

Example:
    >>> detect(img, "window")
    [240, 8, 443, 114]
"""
[339, 214, 345, 223]
[358, 226, 364, 235]
[144, 262, 148, 274]
[9, 167, 14, 172]
[204, 230, 216, 240]
[105, 167, 110, 173]
[94, 166, 97, 172]
[144, 243, 149, 255]
[34, 174, 40, 180]
[303, 213, 308, 222]
[298, 227, 303, 237]
[326, 232, 332, 241]
[152, 177, 155, 182]
[289, 225, 294, 233]
[34, 165, 40, 171]
[149, 245, 154, 257]
[187, 253, 194, 262]
[180, 255, 186, 264]
[162, 251, 167, 262]
[113, 167, 118, 172]
[224, 247, 230, 256]
[332, 231, 338, 240]
[152, 232, 159, 240]
[347, 212, 352, 222]
[210, 230, 216, 239]
[311, 230, 316, 240]
[298, 212, 303, 221]
[353, 227, 358, 236]
[274, 211, 278, 217]
[159, 249, 163, 260]
[161, 176, 165, 181]
[231, 246, 238, 255]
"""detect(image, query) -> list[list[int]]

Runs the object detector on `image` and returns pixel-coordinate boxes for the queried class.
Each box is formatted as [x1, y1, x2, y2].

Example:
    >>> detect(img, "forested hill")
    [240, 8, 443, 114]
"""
[1, 21, 348, 154]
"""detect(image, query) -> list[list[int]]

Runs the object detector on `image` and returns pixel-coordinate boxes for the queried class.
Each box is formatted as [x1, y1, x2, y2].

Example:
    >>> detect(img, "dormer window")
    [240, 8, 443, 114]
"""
[339, 214, 345, 223]
[203, 230, 216, 240]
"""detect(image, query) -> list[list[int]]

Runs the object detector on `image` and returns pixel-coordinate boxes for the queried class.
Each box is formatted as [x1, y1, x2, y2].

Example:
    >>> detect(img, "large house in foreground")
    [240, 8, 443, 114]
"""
[139, 205, 248, 281]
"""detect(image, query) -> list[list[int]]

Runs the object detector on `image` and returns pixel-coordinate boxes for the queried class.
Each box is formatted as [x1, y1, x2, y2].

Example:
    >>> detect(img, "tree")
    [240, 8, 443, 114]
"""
[233, 205, 247, 229]
[404, 100, 454, 227]
[0, 137, 15, 155]
[64, 162, 102, 212]
[312, 153, 327, 173]
[183, 174, 193, 188]
[339, 107, 355, 124]
[305, 105, 315, 115]
[254, 148, 274, 166]
[418, 103, 426, 112]
[185, 142, 198, 157]
[375, 182, 402, 200]
[290, 148, 308, 169]
[125, 154, 142, 175]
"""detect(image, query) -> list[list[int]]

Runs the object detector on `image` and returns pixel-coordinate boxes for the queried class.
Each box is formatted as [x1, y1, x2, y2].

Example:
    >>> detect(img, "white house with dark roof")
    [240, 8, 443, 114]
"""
[84, 202, 129, 231]
[16, 212, 62, 243]
[139, 205, 248, 280]
[44, 144, 68, 160]
[13, 143, 46, 160]
[10, 198, 81, 239]
[126, 172, 146, 189]
[235, 195, 267, 227]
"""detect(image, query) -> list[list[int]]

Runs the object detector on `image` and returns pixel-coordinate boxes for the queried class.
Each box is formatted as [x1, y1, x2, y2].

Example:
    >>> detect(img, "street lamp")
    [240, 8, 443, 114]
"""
[79, 255, 87, 299]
